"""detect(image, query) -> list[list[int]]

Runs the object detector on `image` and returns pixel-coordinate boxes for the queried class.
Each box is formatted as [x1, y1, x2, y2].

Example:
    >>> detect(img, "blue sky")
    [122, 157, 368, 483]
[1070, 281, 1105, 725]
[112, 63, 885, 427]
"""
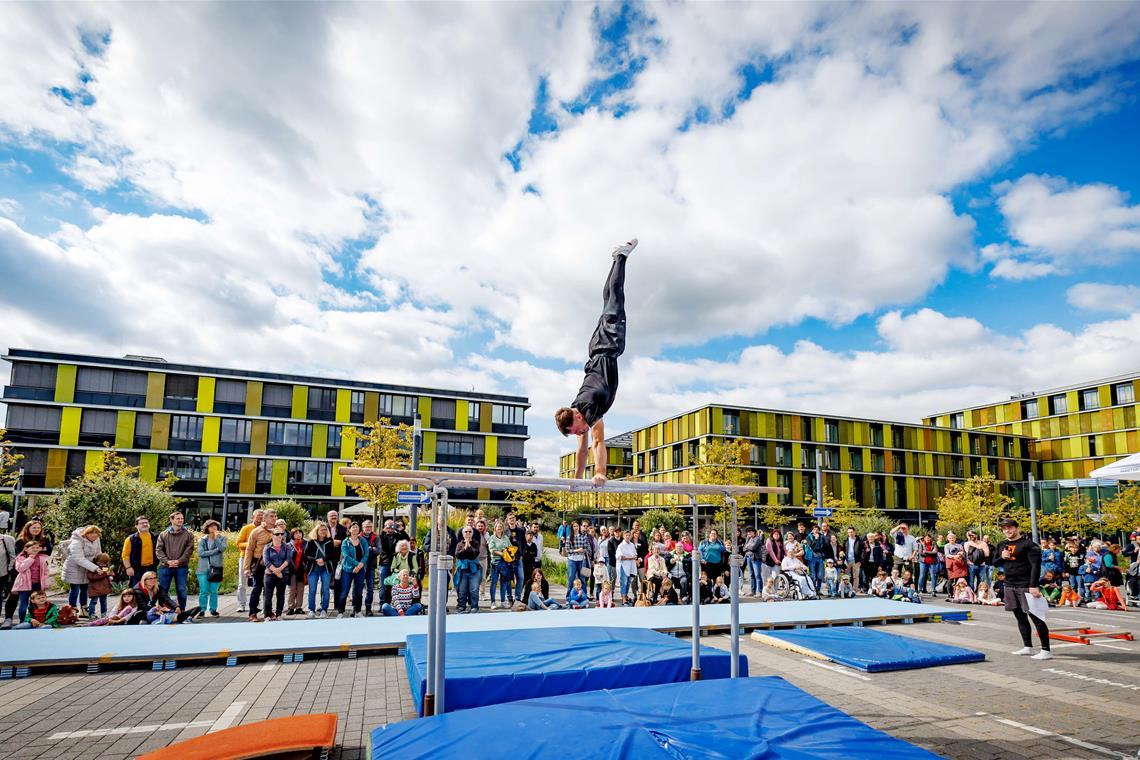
[2, 2, 1140, 473]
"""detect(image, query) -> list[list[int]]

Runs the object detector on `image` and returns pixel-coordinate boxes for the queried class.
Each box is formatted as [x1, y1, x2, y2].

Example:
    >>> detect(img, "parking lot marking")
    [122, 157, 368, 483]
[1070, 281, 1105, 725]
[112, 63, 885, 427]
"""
[49, 720, 214, 741]
[992, 716, 1131, 758]
[209, 701, 247, 733]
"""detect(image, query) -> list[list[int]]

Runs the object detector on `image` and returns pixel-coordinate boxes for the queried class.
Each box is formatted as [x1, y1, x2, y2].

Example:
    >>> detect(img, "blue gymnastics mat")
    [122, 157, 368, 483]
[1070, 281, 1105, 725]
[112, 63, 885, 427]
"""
[753, 625, 985, 672]
[404, 626, 745, 715]
[373, 676, 940, 759]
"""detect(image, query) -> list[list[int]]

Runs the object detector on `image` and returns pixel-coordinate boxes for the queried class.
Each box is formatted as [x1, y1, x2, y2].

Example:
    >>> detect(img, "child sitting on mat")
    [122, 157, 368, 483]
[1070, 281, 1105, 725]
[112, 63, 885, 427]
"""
[11, 590, 59, 630]
[567, 578, 590, 609]
[836, 576, 856, 599]
[87, 588, 138, 626]
[711, 574, 730, 604]
[597, 581, 615, 608]
[761, 577, 780, 602]
[975, 581, 1001, 606]
[949, 578, 976, 604]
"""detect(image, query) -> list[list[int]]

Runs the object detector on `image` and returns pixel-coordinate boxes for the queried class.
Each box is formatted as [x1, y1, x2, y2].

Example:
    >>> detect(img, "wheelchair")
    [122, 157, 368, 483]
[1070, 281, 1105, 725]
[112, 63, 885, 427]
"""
[775, 569, 819, 600]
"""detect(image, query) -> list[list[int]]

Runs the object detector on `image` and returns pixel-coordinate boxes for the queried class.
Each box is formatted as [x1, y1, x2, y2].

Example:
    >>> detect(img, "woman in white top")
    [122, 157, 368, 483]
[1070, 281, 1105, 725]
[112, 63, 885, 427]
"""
[616, 530, 639, 604]
[645, 546, 669, 603]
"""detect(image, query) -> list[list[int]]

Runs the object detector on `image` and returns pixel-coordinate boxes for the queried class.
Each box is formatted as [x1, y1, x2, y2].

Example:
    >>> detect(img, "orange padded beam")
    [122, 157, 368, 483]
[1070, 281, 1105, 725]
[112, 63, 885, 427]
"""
[137, 713, 337, 760]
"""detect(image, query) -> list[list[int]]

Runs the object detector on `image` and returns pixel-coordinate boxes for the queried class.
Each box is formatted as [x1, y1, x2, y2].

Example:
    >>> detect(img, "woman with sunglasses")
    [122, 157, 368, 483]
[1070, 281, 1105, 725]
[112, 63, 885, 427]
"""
[261, 528, 294, 621]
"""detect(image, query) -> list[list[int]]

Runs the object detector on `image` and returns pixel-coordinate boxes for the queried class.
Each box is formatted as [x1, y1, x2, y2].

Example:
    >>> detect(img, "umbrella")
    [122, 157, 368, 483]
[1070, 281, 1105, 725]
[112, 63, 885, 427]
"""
[1089, 452, 1140, 481]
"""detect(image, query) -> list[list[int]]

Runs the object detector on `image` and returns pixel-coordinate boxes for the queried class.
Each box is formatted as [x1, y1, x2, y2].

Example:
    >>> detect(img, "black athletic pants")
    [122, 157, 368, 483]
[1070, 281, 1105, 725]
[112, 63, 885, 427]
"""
[587, 254, 628, 358]
[1012, 609, 1051, 650]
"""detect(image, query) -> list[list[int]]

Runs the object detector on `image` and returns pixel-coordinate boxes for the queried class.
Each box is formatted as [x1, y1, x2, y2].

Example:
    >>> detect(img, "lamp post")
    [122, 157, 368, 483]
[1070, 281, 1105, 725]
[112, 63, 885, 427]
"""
[221, 474, 230, 530]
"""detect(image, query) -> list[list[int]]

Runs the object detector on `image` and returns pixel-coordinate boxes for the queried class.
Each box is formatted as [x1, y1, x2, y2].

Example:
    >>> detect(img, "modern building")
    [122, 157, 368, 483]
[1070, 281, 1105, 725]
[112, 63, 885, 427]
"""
[3, 348, 529, 526]
[924, 371, 1139, 511]
[558, 432, 634, 481]
[563, 404, 1035, 522]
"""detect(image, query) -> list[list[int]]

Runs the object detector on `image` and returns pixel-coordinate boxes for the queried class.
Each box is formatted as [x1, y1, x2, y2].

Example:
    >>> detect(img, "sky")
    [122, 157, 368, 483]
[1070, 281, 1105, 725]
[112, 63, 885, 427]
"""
[1, 2, 1140, 476]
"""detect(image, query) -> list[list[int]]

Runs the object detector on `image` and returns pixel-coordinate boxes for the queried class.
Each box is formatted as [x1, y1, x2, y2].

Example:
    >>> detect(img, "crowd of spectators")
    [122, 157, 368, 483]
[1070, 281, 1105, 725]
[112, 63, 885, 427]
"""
[0, 508, 1135, 630]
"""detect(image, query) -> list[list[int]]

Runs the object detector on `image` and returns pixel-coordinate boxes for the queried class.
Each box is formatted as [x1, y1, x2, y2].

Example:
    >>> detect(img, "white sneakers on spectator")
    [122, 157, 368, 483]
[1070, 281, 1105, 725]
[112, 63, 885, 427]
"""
[1011, 647, 1035, 655]
[1031, 650, 1054, 660]
[306, 611, 315, 619]
[490, 602, 500, 610]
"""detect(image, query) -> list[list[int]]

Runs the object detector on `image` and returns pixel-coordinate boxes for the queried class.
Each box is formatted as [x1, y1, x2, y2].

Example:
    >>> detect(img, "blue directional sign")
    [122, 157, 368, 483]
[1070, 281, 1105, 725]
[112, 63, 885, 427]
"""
[397, 491, 431, 504]
[812, 508, 833, 518]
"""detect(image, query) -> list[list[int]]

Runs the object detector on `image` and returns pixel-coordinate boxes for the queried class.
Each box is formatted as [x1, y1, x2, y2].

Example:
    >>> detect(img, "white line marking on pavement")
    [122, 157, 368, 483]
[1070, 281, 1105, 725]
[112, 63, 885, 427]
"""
[209, 701, 246, 733]
[1051, 616, 1121, 629]
[957, 622, 978, 626]
[991, 716, 1131, 758]
[1041, 666, 1140, 690]
[1090, 642, 1133, 652]
[49, 720, 215, 741]
[800, 658, 873, 681]
[260, 661, 276, 671]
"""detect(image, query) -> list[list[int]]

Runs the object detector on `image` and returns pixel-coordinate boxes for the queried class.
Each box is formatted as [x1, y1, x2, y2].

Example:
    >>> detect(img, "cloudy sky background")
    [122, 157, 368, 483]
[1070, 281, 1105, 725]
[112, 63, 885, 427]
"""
[1, 2, 1139, 474]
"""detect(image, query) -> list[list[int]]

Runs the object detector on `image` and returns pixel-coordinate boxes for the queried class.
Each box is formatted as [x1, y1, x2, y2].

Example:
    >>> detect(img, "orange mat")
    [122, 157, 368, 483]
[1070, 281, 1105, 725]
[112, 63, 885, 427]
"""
[137, 713, 337, 760]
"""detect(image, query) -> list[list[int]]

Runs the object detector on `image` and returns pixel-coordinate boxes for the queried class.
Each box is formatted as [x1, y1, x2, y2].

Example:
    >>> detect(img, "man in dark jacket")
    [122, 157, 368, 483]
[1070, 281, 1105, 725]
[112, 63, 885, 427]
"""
[360, 519, 381, 616]
[843, 527, 866, 590]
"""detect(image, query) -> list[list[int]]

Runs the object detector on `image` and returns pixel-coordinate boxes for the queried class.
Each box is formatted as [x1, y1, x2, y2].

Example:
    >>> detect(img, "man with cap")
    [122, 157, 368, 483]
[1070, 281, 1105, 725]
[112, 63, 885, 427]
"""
[993, 517, 1052, 660]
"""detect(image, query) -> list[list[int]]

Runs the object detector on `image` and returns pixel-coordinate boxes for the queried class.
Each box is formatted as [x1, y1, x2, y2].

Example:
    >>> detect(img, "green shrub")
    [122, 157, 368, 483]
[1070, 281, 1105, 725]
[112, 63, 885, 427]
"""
[264, 499, 310, 532]
[541, 554, 567, 586]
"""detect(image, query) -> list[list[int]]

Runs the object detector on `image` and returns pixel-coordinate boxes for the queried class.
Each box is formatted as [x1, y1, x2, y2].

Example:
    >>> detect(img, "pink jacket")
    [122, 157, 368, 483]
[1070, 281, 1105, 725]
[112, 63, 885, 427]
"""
[12, 553, 50, 593]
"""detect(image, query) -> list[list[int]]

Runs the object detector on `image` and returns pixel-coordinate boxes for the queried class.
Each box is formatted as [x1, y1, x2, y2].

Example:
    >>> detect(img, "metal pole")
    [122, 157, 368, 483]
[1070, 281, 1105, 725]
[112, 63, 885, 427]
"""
[11, 468, 24, 529]
[690, 495, 701, 681]
[815, 451, 823, 514]
[221, 475, 229, 529]
[727, 497, 741, 679]
[1028, 473, 1038, 544]
[410, 414, 422, 538]
[433, 486, 451, 714]
[422, 487, 439, 717]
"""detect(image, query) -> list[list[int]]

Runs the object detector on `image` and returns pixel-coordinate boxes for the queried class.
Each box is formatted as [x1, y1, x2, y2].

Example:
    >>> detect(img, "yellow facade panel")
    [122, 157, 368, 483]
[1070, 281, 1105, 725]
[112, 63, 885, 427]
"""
[59, 407, 81, 446]
[335, 389, 351, 423]
[206, 456, 224, 492]
[239, 457, 256, 494]
[271, 459, 288, 494]
[332, 462, 346, 497]
[84, 449, 102, 474]
[245, 381, 263, 417]
[45, 449, 67, 487]
[250, 419, 268, 455]
[456, 400, 469, 431]
[151, 413, 170, 450]
[196, 376, 216, 413]
[480, 402, 492, 433]
[291, 385, 308, 419]
[145, 372, 165, 408]
[139, 452, 158, 483]
[201, 416, 220, 453]
[485, 435, 498, 467]
[115, 411, 136, 449]
[421, 431, 436, 464]
[54, 364, 76, 403]
[312, 423, 328, 458]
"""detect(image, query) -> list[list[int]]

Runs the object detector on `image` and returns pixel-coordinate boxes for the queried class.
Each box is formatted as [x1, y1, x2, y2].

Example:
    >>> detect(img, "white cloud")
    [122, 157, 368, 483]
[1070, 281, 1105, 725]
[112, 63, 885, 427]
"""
[989, 257, 1056, 281]
[1067, 282, 1140, 314]
[0, 198, 23, 221]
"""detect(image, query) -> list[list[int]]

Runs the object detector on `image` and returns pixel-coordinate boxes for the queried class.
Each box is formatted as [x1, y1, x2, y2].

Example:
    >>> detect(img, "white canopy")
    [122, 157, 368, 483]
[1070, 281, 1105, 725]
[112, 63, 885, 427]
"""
[1089, 452, 1140, 481]
[341, 501, 414, 517]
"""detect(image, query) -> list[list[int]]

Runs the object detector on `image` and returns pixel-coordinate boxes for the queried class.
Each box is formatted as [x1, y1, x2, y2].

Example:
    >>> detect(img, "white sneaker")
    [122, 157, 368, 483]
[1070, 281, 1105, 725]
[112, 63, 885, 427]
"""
[612, 238, 638, 259]
[1011, 647, 1036, 656]
[306, 611, 315, 619]
[1031, 650, 1054, 660]
[337, 613, 344, 619]
[490, 602, 500, 610]
[318, 611, 328, 619]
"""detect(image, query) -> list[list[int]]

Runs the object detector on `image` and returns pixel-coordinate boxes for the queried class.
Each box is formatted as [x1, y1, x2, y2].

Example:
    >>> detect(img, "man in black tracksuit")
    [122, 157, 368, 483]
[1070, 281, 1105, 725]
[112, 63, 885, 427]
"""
[994, 517, 1051, 660]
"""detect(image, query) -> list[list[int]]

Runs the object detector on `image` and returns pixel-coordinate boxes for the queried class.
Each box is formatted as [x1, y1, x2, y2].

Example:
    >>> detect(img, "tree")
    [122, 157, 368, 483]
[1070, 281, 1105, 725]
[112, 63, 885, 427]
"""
[1038, 490, 1091, 538]
[40, 447, 179, 569]
[0, 429, 23, 489]
[504, 488, 558, 525]
[695, 438, 762, 514]
[639, 507, 687, 536]
[1102, 485, 1140, 535]
[936, 473, 1024, 541]
[753, 502, 788, 532]
[345, 418, 414, 517]
[264, 498, 312, 532]
[805, 490, 892, 538]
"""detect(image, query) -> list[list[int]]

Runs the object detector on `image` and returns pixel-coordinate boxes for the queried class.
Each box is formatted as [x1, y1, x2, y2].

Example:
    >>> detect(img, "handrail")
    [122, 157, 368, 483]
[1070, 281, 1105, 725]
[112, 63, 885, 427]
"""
[339, 467, 787, 497]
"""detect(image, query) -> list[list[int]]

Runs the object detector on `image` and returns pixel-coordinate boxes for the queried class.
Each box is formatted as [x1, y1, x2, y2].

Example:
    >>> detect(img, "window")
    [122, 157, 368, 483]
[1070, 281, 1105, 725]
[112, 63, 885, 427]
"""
[220, 418, 251, 442]
[170, 415, 203, 441]
[1004, 438, 1017, 458]
[1080, 388, 1100, 411]
[6, 405, 61, 431]
[165, 374, 198, 400]
[801, 417, 814, 442]
[673, 447, 683, 469]
[158, 455, 207, 481]
[492, 404, 524, 425]
[987, 437, 998, 457]
[688, 441, 699, 466]
[871, 477, 884, 508]
[11, 363, 56, 388]
[267, 422, 313, 455]
[499, 438, 525, 457]
[1113, 382, 1135, 405]
[892, 452, 905, 474]
[307, 388, 336, 420]
[80, 409, 117, 435]
[871, 450, 884, 473]
[869, 424, 883, 447]
[350, 391, 365, 422]
[970, 435, 982, 456]
[214, 380, 246, 413]
[111, 371, 147, 396]
[776, 471, 791, 505]
[750, 443, 764, 465]
[1088, 436, 1098, 457]
[76, 367, 114, 393]
[971, 459, 982, 477]
[1049, 394, 1068, 415]
[379, 393, 416, 419]
[952, 458, 964, 478]
[951, 434, 962, 454]
[949, 412, 964, 430]
[328, 425, 342, 450]
[801, 447, 816, 468]
[775, 444, 791, 467]
[134, 413, 153, 446]
[262, 383, 293, 417]
[1021, 398, 1039, 419]
[256, 459, 273, 482]
[892, 428, 905, 449]
[723, 411, 740, 436]
[224, 457, 242, 484]
[66, 451, 86, 478]
[20, 448, 48, 475]
[431, 399, 456, 428]
[649, 451, 658, 471]
[288, 460, 332, 485]
[436, 433, 481, 458]
[802, 474, 815, 502]
[823, 446, 838, 468]
[893, 479, 906, 509]
[468, 402, 480, 426]
[824, 419, 839, 443]
[849, 449, 863, 471]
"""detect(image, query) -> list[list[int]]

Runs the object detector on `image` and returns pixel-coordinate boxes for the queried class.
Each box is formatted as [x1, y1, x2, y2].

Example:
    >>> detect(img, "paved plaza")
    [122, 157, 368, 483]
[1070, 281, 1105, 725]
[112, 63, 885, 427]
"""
[0, 601, 1135, 759]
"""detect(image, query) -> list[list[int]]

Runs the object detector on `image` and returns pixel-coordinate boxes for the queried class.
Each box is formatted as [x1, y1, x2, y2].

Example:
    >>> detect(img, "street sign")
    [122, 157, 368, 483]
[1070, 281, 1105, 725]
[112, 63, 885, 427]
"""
[812, 508, 833, 518]
[397, 491, 431, 504]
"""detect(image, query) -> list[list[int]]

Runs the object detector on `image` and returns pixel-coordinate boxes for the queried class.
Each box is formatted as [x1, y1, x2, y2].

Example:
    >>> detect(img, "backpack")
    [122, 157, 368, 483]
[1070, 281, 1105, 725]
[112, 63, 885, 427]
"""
[57, 605, 78, 626]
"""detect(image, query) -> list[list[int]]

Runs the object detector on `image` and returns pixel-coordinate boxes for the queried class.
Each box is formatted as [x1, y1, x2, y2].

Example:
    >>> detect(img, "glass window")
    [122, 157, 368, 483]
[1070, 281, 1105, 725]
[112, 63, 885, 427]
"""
[135, 413, 153, 436]
[849, 449, 863, 471]
[6, 405, 61, 431]
[491, 404, 524, 426]
[824, 420, 839, 443]
[892, 452, 905, 473]
[11, 363, 57, 388]
[431, 398, 456, 423]
[215, 380, 246, 404]
[801, 447, 816, 468]
[950, 412, 964, 429]
[159, 455, 207, 480]
[288, 460, 332, 485]
[1114, 382, 1135, 405]
[111, 371, 147, 395]
[328, 425, 342, 450]
[869, 424, 883, 447]
[436, 434, 475, 456]
[308, 387, 336, 411]
[267, 422, 313, 446]
[871, 450, 885, 472]
[801, 417, 814, 442]
[224, 457, 242, 483]
[468, 403, 481, 424]
[823, 446, 838, 468]
[66, 450, 86, 477]
[220, 418, 251, 442]
[499, 438, 524, 457]
[379, 394, 416, 418]
[80, 409, 117, 434]
[1021, 398, 1039, 418]
[170, 415, 204, 440]
[1080, 388, 1099, 410]
[1088, 435, 1098, 457]
[164, 374, 198, 400]
[775, 444, 791, 467]
[892, 428, 905, 449]
[75, 367, 114, 393]
[723, 411, 740, 436]
[776, 471, 791, 505]
[951, 434, 962, 454]
[256, 459, 273, 482]
[750, 443, 764, 465]
[350, 391, 365, 415]
[20, 448, 49, 474]
[262, 383, 293, 407]
[1050, 394, 1068, 415]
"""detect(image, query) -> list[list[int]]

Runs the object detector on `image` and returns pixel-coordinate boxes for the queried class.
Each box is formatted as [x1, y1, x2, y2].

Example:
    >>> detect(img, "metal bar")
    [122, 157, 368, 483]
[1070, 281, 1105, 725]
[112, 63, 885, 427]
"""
[340, 467, 787, 496]
[422, 488, 439, 716]
[433, 486, 450, 714]
[728, 497, 740, 679]
[690, 495, 701, 681]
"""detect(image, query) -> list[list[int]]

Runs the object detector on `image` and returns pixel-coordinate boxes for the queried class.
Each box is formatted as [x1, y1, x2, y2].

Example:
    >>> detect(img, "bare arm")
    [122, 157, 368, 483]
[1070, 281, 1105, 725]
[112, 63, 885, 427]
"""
[574, 433, 588, 479]
[591, 419, 607, 486]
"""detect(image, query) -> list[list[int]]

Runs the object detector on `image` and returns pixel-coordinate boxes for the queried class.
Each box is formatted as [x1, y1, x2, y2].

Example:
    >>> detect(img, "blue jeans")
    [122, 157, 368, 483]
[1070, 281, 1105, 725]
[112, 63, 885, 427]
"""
[618, 567, 634, 599]
[376, 565, 390, 606]
[381, 602, 422, 616]
[196, 572, 220, 613]
[456, 567, 481, 611]
[529, 593, 563, 610]
[308, 568, 331, 612]
[68, 583, 88, 610]
[339, 569, 365, 614]
[809, 558, 825, 589]
[490, 562, 514, 603]
[917, 563, 934, 593]
[968, 564, 984, 591]
[515, 561, 526, 601]
[87, 594, 108, 617]
[16, 590, 33, 621]
[363, 565, 377, 612]
[747, 558, 763, 593]
[566, 558, 585, 590]
[158, 566, 189, 609]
